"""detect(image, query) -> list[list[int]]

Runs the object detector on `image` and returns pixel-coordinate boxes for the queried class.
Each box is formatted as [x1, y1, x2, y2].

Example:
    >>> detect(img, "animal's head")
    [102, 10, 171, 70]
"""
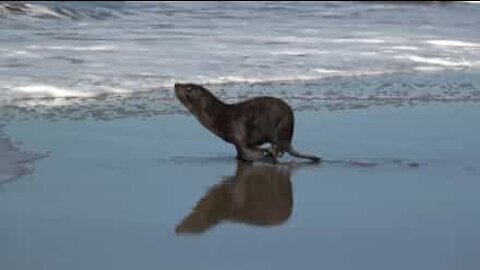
[174, 83, 212, 114]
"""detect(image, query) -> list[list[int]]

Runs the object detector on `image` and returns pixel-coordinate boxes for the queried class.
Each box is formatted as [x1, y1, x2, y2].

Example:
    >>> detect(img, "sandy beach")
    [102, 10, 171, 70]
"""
[1, 103, 479, 270]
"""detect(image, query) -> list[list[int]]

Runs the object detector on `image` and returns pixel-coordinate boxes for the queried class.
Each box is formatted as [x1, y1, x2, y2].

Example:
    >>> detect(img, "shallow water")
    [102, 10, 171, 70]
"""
[1, 104, 479, 270]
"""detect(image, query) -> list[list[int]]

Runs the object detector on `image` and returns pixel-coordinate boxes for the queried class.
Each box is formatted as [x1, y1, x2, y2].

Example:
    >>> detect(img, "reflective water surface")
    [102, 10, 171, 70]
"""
[1, 106, 480, 270]
[176, 162, 296, 234]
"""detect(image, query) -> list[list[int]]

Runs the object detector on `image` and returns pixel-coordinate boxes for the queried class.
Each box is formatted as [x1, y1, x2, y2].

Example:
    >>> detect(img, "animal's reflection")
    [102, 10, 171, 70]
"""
[175, 162, 295, 234]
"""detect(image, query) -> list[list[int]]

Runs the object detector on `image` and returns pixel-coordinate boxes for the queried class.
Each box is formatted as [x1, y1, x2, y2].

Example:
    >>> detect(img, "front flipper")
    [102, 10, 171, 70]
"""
[256, 145, 284, 160]
[237, 145, 278, 163]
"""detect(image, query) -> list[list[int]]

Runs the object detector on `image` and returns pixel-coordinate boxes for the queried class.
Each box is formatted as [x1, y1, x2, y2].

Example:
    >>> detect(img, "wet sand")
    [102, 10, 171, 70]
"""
[0, 124, 47, 185]
[1, 103, 480, 270]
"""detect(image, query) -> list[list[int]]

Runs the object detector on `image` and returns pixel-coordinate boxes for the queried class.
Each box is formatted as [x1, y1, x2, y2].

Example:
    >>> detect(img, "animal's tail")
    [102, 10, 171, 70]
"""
[287, 146, 322, 163]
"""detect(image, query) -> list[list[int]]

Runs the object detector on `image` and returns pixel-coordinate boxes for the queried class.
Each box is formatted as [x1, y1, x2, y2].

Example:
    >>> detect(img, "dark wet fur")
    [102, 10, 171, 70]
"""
[175, 83, 321, 163]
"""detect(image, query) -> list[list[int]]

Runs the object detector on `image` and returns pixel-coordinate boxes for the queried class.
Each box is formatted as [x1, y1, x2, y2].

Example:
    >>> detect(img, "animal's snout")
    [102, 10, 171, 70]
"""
[174, 83, 190, 103]
[175, 82, 190, 92]
[174, 83, 184, 94]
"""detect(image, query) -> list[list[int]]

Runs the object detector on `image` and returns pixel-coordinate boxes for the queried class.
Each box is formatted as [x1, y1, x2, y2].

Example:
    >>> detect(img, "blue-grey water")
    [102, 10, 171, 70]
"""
[2, 104, 480, 270]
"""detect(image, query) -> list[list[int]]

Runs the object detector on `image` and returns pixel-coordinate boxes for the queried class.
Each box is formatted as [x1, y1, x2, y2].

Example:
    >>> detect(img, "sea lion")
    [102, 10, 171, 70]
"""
[174, 83, 321, 163]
